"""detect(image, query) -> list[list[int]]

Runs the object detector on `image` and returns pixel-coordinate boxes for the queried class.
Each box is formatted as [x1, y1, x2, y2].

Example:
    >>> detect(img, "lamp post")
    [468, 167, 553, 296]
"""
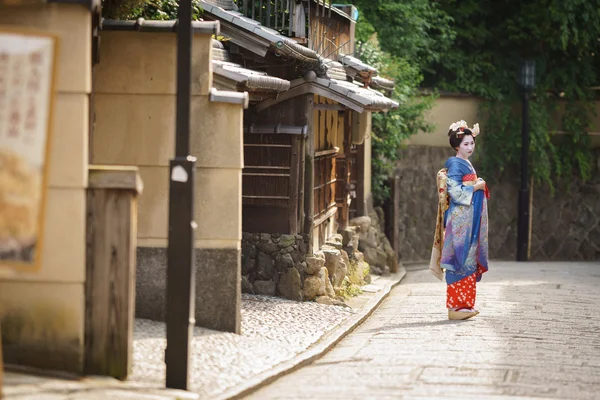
[516, 60, 535, 262]
[165, 0, 196, 390]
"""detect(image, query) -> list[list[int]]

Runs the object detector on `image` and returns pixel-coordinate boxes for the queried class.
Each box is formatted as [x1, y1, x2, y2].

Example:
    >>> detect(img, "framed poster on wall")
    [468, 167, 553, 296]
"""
[0, 27, 59, 273]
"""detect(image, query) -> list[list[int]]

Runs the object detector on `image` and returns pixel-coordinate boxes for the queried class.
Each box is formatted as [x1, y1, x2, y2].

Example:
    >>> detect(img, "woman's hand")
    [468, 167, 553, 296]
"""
[474, 179, 486, 191]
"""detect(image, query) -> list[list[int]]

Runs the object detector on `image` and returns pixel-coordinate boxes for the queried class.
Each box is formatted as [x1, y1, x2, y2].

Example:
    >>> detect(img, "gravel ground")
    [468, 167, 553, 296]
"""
[130, 294, 356, 398]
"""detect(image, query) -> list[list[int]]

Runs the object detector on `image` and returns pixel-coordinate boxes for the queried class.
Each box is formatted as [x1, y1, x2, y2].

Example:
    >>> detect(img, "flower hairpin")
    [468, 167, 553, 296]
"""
[448, 120, 480, 137]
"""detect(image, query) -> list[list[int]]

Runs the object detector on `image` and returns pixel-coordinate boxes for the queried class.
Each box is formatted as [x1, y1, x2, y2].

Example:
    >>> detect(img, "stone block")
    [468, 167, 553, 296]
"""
[256, 251, 275, 280]
[241, 275, 254, 294]
[253, 280, 276, 296]
[324, 233, 344, 250]
[305, 253, 325, 275]
[241, 255, 255, 276]
[333, 251, 349, 288]
[256, 241, 280, 255]
[278, 267, 302, 301]
[322, 247, 341, 282]
[303, 267, 327, 301]
[349, 216, 371, 233]
[278, 234, 296, 248]
[364, 247, 388, 269]
[341, 227, 359, 247]
[275, 253, 294, 272]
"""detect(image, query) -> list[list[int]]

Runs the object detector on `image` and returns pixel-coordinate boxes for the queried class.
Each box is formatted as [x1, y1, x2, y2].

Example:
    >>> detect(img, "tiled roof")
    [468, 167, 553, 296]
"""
[369, 76, 395, 91]
[321, 78, 398, 111]
[203, 0, 237, 10]
[322, 58, 348, 81]
[200, 1, 319, 63]
[213, 61, 291, 92]
[256, 72, 398, 113]
[338, 53, 378, 79]
[211, 39, 290, 93]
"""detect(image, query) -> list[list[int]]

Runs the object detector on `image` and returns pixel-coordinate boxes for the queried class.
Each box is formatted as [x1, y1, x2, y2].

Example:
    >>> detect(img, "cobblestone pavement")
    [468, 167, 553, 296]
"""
[3, 274, 402, 399]
[130, 294, 355, 398]
[244, 262, 600, 400]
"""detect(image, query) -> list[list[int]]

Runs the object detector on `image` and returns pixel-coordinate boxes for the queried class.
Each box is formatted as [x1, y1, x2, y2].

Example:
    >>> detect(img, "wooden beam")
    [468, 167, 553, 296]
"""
[289, 136, 301, 234]
[314, 103, 346, 111]
[303, 96, 316, 246]
[88, 165, 143, 194]
[313, 205, 338, 227]
[256, 80, 366, 114]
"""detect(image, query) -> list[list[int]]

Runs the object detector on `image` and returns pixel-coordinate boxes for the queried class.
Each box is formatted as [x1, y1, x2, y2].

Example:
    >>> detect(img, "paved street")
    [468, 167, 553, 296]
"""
[244, 262, 600, 400]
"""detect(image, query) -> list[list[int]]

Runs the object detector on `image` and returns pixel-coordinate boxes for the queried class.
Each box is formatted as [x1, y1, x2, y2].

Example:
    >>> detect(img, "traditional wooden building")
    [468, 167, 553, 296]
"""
[200, 0, 398, 252]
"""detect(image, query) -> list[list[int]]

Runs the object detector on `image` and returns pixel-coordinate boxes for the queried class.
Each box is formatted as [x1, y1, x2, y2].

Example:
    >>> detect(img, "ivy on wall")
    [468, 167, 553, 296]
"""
[423, 0, 600, 190]
[353, 0, 600, 195]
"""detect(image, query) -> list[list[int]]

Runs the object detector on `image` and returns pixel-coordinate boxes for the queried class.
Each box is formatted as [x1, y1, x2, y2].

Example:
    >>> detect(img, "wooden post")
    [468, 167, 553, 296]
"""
[390, 175, 400, 272]
[303, 96, 316, 250]
[289, 136, 301, 234]
[84, 166, 143, 380]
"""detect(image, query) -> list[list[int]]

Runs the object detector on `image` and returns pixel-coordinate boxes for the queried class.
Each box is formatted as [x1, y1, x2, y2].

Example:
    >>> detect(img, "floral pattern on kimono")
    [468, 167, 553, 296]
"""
[440, 157, 489, 308]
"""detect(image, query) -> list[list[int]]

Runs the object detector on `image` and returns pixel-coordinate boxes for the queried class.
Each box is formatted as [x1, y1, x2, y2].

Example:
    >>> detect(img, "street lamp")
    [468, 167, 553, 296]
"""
[516, 60, 535, 262]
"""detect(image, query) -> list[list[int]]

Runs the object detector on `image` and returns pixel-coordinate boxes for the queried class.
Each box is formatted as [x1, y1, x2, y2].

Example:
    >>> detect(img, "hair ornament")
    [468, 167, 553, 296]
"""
[448, 120, 480, 137]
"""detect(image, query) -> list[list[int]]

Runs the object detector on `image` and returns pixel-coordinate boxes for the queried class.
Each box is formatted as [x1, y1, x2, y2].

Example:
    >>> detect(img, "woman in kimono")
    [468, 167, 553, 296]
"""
[429, 120, 490, 320]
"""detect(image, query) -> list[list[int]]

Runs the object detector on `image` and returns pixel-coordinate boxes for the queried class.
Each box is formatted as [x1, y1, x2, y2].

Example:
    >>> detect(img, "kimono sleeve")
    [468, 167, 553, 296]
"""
[446, 162, 474, 206]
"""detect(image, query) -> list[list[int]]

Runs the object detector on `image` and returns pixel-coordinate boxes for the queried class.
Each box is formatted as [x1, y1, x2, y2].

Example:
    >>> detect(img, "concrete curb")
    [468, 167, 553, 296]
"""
[215, 266, 408, 400]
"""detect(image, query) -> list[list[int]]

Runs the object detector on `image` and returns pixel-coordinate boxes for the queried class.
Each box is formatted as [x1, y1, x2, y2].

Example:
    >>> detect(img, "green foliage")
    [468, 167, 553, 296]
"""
[425, 0, 599, 189]
[102, 0, 203, 20]
[345, 0, 453, 204]
[350, 0, 455, 68]
[356, 34, 439, 204]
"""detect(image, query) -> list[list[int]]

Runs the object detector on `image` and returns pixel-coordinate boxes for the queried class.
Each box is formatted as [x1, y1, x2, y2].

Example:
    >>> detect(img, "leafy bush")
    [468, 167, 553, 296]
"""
[102, 0, 202, 20]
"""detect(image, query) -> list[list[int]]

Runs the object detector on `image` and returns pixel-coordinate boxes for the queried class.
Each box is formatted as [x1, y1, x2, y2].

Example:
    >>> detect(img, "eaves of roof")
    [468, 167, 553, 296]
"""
[338, 53, 378, 79]
[369, 76, 395, 91]
[213, 60, 291, 93]
[256, 72, 398, 113]
[200, 1, 319, 64]
[102, 18, 220, 35]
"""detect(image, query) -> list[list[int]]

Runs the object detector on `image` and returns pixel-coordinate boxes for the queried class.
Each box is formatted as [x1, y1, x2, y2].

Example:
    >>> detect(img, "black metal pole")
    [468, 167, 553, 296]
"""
[166, 0, 196, 390]
[517, 91, 530, 261]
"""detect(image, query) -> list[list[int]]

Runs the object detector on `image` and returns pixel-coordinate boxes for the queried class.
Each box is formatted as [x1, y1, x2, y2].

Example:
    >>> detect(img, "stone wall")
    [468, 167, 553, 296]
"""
[350, 207, 399, 275]
[241, 229, 371, 304]
[395, 145, 600, 262]
[241, 233, 308, 301]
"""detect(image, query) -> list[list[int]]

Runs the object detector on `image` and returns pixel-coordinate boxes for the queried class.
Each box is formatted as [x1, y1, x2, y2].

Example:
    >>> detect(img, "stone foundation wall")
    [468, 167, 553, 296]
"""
[350, 207, 399, 275]
[241, 230, 370, 304]
[136, 246, 241, 333]
[395, 146, 600, 262]
[241, 233, 309, 301]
